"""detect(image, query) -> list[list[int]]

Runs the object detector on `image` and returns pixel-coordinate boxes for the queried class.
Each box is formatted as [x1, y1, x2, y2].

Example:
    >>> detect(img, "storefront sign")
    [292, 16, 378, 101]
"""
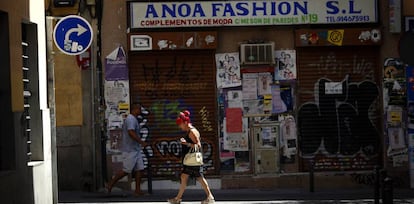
[128, 0, 378, 28]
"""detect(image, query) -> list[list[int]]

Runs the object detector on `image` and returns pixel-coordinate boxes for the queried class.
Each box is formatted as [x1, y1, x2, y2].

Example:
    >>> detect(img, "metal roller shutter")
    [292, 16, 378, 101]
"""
[296, 46, 382, 171]
[128, 50, 219, 176]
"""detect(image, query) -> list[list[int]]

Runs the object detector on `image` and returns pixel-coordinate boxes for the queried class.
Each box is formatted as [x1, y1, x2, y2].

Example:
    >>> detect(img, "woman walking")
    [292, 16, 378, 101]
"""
[168, 110, 215, 204]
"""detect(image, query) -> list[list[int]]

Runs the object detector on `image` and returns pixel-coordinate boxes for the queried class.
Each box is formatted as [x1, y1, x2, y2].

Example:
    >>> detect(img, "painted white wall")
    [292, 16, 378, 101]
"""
[30, 1, 54, 203]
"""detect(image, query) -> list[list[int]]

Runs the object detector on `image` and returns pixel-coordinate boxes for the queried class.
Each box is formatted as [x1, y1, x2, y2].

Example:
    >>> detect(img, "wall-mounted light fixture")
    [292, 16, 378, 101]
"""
[53, 0, 76, 7]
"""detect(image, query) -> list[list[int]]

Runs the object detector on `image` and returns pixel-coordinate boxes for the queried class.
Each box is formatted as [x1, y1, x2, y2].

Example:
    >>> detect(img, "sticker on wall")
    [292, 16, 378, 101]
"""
[358, 29, 381, 43]
[327, 29, 344, 46]
[130, 35, 152, 51]
[186, 37, 194, 47]
[76, 47, 91, 70]
[299, 32, 319, 45]
[205, 35, 215, 44]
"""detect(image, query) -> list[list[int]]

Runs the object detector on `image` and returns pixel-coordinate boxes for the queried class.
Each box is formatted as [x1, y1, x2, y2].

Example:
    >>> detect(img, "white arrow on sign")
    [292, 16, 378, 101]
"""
[64, 24, 88, 52]
[65, 24, 88, 42]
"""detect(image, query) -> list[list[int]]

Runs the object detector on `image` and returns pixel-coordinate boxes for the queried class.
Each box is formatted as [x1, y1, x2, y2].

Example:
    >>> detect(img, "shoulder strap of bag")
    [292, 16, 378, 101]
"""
[192, 145, 200, 152]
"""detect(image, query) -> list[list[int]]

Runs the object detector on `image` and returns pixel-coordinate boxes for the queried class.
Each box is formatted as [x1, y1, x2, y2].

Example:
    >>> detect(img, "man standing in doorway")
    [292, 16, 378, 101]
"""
[106, 103, 147, 196]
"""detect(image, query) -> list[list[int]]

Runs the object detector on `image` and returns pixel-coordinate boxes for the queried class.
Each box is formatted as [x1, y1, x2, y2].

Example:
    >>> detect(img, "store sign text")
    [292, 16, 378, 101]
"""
[129, 0, 378, 28]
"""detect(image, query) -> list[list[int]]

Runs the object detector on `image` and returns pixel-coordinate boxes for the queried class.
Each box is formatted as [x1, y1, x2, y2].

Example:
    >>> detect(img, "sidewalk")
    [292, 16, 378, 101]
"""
[59, 187, 414, 203]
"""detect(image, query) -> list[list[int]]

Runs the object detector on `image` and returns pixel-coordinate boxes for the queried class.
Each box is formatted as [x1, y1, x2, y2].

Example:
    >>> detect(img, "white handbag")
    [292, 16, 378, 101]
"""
[183, 145, 204, 166]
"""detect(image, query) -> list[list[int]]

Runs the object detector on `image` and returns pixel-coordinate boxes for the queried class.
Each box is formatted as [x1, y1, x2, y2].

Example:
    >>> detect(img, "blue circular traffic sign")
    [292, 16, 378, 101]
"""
[53, 15, 93, 55]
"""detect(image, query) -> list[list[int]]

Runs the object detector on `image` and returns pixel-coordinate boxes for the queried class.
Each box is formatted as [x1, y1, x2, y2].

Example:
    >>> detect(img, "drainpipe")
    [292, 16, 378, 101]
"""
[95, 0, 107, 186]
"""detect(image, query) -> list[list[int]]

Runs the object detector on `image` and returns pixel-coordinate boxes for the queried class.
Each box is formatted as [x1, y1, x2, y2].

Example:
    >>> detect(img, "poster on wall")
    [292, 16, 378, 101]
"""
[383, 58, 406, 106]
[224, 133, 249, 151]
[242, 73, 258, 100]
[219, 150, 235, 171]
[387, 127, 407, 157]
[243, 99, 263, 115]
[280, 84, 294, 111]
[235, 151, 250, 172]
[226, 108, 243, 133]
[105, 80, 130, 130]
[409, 131, 414, 188]
[258, 72, 272, 96]
[271, 84, 287, 114]
[407, 66, 414, 129]
[280, 115, 297, 161]
[223, 118, 248, 151]
[107, 129, 123, 154]
[105, 46, 129, 81]
[275, 50, 297, 80]
[108, 154, 123, 178]
[227, 90, 243, 108]
[216, 52, 242, 88]
[263, 94, 272, 114]
[386, 105, 403, 126]
[220, 118, 235, 171]
[260, 126, 277, 147]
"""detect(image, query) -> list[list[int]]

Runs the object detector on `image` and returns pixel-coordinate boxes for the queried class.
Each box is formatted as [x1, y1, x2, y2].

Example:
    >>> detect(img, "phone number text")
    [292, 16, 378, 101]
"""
[325, 15, 370, 23]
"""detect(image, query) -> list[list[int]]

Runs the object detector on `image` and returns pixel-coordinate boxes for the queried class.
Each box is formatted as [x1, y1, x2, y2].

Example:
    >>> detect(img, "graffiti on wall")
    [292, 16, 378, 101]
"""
[297, 52, 380, 171]
[139, 102, 216, 176]
[312, 52, 375, 78]
[135, 57, 208, 99]
[298, 75, 379, 155]
[129, 53, 218, 175]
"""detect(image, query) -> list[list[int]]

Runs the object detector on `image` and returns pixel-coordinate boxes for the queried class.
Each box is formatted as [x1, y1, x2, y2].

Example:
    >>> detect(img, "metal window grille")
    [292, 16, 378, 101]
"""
[22, 38, 32, 162]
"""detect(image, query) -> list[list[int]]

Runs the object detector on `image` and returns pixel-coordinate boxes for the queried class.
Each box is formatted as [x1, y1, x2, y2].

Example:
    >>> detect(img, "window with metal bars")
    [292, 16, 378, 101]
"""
[22, 40, 32, 161]
[22, 21, 43, 164]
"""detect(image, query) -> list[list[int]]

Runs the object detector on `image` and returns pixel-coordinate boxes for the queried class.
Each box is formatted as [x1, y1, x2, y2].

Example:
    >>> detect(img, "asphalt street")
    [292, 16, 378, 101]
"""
[59, 187, 414, 204]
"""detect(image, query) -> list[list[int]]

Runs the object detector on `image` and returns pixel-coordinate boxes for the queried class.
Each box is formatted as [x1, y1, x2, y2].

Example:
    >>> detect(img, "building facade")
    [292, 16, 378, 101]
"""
[3, 1, 414, 203]
[0, 0, 54, 203]
[97, 0, 413, 190]
[4, 1, 413, 203]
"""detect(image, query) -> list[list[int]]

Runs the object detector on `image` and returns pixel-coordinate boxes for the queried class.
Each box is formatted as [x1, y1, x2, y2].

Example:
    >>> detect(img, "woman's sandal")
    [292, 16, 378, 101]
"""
[167, 197, 182, 204]
[201, 197, 215, 204]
